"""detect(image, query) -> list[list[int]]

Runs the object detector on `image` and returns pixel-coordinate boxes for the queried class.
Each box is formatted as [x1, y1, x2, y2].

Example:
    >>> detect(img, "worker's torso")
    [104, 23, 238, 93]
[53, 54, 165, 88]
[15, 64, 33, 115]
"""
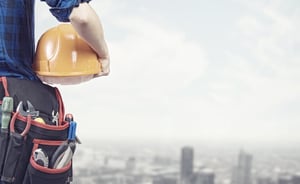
[0, 0, 38, 80]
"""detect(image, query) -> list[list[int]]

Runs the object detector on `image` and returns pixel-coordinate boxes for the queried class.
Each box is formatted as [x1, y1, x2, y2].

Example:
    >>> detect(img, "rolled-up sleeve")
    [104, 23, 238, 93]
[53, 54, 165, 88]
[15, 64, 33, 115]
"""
[41, 0, 91, 22]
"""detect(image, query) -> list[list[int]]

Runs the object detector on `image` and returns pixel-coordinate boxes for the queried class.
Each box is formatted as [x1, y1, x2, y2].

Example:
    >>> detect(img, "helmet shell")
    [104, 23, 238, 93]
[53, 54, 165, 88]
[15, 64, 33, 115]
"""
[33, 24, 101, 77]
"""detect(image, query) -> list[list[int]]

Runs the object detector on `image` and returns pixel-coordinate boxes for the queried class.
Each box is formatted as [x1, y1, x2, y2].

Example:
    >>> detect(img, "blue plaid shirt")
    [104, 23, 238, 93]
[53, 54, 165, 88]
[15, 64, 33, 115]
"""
[0, 0, 90, 80]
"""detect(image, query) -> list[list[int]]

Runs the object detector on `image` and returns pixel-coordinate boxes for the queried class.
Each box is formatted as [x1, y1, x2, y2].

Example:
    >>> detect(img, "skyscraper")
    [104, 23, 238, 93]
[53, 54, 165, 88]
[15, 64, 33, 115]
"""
[231, 150, 253, 184]
[292, 173, 300, 184]
[180, 146, 194, 184]
[191, 169, 215, 184]
[153, 175, 178, 184]
[278, 175, 292, 184]
[256, 175, 273, 184]
[125, 157, 136, 173]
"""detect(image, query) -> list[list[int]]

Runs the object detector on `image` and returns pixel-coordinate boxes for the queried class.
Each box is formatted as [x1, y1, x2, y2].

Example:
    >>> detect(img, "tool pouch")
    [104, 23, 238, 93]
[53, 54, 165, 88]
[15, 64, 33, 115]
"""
[0, 77, 74, 184]
[22, 139, 72, 184]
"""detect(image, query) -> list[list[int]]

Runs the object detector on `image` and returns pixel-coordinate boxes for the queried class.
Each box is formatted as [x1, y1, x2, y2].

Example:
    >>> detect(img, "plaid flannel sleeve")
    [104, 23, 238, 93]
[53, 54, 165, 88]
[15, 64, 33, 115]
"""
[41, 0, 91, 22]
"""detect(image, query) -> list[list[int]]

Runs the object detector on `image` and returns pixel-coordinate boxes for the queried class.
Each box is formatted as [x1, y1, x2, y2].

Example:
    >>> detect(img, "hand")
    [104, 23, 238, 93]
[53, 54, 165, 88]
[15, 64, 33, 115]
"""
[97, 58, 110, 76]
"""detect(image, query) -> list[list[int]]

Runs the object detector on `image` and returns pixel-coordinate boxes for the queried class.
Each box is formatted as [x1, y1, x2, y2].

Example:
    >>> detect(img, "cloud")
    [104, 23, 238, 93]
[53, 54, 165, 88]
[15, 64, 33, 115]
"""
[235, 0, 300, 94]
[59, 12, 208, 140]
[237, 0, 299, 67]
[108, 16, 207, 93]
[145, 0, 300, 142]
[36, 0, 300, 143]
[202, 0, 300, 141]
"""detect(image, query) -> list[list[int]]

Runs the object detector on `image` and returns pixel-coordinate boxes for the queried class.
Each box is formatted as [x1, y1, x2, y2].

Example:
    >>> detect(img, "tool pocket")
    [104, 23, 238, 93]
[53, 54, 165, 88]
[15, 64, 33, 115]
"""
[0, 129, 9, 177]
[12, 115, 70, 184]
[22, 139, 72, 184]
[0, 113, 38, 183]
[1, 131, 29, 183]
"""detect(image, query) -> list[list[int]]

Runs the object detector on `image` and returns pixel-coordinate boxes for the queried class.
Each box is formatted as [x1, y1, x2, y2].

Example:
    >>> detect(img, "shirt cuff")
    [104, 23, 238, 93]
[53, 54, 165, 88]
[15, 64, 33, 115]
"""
[47, 0, 91, 22]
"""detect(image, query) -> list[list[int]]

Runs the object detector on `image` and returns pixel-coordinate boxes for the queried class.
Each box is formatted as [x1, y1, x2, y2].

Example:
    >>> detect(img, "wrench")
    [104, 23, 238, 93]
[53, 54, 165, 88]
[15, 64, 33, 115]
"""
[16, 101, 39, 118]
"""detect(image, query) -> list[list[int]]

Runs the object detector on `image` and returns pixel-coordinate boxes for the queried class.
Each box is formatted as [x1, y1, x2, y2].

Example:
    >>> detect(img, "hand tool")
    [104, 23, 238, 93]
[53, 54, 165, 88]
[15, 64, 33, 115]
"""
[0, 97, 13, 175]
[50, 144, 73, 169]
[10, 101, 35, 136]
[16, 101, 39, 118]
[68, 121, 77, 153]
[1, 97, 13, 130]
[33, 148, 49, 168]
[64, 113, 73, 123]
[51, 110, 59, 126]
[50, 120, 77, 169]
[65, 113, 81, 144]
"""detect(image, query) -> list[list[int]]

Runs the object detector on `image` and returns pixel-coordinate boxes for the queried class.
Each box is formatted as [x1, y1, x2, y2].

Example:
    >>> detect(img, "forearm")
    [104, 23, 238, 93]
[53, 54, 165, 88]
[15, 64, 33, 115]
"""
[69, 3, 109, 61]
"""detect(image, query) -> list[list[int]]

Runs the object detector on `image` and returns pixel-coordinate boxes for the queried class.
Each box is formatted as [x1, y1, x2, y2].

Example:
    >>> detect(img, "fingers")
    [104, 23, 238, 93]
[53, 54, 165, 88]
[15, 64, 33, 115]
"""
[98, 58, 110, 76]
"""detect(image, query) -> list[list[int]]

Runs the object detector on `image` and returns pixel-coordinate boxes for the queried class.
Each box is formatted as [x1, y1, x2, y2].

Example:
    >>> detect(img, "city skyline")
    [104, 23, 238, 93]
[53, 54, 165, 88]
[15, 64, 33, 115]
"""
[73, 141, 300, 184]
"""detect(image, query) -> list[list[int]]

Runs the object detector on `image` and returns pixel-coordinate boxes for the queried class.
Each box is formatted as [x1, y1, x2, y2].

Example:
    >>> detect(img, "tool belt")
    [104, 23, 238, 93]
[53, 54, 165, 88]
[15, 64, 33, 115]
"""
[0, 77, 74, 184]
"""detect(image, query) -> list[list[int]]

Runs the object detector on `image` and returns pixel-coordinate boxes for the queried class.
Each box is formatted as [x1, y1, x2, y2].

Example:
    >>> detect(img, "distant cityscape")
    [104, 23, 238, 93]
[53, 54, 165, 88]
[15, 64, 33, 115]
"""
[72, 140, 300, 184]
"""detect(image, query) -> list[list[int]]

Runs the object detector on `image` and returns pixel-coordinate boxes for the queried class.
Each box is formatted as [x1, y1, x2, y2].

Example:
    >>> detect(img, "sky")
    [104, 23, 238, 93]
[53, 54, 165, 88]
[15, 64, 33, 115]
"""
[35, 0, 300, 144]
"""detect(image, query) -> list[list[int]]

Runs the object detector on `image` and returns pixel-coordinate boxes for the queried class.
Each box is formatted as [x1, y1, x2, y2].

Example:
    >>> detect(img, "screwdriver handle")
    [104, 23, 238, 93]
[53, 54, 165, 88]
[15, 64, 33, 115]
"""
[65, 113, 73, 122]
[65, 113, 81, 144]
[1, 97, 13, 130]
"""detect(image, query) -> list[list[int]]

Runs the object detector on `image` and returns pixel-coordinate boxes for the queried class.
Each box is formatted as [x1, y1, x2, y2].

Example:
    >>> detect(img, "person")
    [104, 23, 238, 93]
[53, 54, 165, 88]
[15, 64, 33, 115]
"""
[0, 1, 109, 183]
[0, 0, 110, 82]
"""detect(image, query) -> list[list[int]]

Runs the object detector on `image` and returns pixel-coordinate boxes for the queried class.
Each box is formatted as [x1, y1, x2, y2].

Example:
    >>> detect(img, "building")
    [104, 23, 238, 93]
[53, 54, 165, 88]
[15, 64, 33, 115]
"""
[153, 175, 178, 184]
[231, 150, 252, 184]
[256, 176, 273, 184]
[191, 168, 215, 184]
[180, 146, 194, 184]
[125, 157, 136, 173]
[278, 176, 292, 184]
[292, 173, 300, 184]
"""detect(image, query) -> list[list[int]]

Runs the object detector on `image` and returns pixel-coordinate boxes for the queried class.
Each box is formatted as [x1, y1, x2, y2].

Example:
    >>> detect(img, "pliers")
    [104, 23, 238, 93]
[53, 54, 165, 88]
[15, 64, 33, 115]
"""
[50, 121, 77, 169]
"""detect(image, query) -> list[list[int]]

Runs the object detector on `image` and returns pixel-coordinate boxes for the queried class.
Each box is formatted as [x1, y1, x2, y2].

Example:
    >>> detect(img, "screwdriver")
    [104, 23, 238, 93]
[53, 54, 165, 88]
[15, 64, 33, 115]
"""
[64, 113, 73, 123]
[65, 113, 81, 144]
[50, 114, 78, 169]
[0, 97, 13, 176]
[1, 97, 13, 131]
[65, 113, 77, 153]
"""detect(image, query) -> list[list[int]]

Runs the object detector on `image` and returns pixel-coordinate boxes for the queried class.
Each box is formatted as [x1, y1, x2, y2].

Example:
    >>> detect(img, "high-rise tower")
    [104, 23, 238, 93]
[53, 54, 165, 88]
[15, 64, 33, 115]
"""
[292, 173, 300, 184]
[180, 146, 194, 184]
[231, 150, 253, 184]
[191, 169, 215, 184]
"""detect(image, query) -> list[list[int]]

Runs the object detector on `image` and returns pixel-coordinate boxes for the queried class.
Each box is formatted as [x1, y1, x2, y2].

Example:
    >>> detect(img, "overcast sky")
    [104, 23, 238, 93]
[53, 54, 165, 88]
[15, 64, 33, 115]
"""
[35, 0, 300, 144]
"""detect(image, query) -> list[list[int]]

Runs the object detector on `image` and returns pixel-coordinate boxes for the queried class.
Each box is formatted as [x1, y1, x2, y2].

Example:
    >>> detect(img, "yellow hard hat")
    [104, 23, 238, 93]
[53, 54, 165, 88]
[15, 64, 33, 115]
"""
[33, 23, 102, 84]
